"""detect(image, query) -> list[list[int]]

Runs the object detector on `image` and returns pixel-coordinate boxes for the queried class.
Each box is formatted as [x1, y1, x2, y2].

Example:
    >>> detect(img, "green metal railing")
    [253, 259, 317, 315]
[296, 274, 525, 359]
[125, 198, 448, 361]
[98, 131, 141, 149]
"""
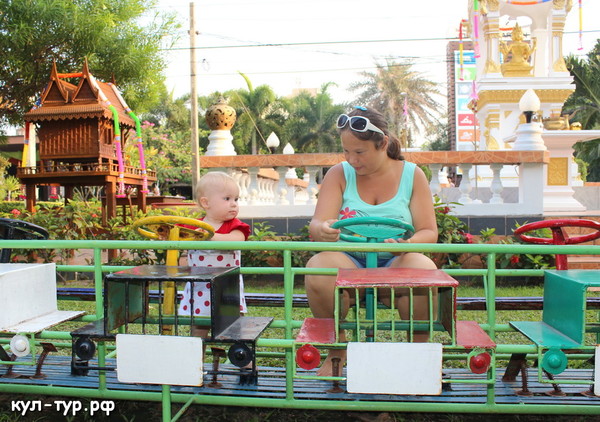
[0, 239, 599, 420]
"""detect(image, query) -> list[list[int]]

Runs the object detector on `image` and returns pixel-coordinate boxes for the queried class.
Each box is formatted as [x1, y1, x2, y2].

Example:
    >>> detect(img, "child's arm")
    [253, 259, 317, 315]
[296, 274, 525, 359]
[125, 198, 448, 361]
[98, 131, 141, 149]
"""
[211, 229, 246, 242]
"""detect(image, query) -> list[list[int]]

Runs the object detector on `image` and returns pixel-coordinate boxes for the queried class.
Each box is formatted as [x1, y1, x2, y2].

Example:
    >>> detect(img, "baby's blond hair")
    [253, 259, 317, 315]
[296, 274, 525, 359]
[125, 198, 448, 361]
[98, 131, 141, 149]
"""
[195, 171, 237, 200]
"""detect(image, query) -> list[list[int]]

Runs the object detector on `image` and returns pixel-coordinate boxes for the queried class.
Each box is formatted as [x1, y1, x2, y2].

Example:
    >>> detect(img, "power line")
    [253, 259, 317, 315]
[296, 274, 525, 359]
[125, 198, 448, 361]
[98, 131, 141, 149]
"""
[162, 30, 600, 52]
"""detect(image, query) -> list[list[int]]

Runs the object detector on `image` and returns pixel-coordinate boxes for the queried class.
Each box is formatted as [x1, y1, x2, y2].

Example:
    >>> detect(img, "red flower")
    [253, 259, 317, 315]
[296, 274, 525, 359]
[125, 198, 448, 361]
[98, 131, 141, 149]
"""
[464, 233, 474, 244]
[10, 209, 20, 216]
[91, 214, 98, 218]
[339, 207, 356, 220]
[437, 206, 450, 214]
[510, 255, 520, 265]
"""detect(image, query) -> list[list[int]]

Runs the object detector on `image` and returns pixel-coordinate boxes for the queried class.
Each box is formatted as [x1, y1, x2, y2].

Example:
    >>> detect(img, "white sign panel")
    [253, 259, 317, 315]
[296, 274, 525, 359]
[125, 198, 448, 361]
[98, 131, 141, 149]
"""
[117, 334, 204, 386]
[347, 342, 443, 395]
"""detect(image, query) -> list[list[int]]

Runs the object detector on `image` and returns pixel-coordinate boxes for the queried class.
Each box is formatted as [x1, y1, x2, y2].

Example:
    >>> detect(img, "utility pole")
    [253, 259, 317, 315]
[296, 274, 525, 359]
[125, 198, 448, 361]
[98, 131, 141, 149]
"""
[189, 2, 200, 201]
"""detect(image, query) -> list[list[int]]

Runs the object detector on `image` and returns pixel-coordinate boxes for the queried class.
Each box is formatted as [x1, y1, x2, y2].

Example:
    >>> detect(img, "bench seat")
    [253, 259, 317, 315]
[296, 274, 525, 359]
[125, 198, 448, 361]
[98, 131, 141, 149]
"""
[456, 320, 496, 349]
[295, 318, 336, 344]
[510, 321, 581, 349]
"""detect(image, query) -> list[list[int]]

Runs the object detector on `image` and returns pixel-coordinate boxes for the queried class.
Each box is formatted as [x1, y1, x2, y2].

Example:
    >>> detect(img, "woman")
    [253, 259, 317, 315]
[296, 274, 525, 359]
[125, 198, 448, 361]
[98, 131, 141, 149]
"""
[305, 106, 438, 376]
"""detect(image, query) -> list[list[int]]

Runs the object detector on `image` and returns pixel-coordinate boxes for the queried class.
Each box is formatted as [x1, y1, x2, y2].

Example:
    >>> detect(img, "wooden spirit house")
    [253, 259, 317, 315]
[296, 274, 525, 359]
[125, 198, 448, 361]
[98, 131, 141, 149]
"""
[18, 61, 156, 222]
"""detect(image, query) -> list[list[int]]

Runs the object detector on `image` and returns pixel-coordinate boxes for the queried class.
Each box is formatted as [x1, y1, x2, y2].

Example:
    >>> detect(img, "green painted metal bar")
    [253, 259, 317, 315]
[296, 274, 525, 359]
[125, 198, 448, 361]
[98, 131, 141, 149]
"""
[283, 249, 294, 339]
[408, 287, 414, 342]
[161, 384, 172, 422]
[283, 249, 295, 400]
[486, 253, 497, 341]
[2, 382, 600, 415]
[94, 248, 104, 319]
[2, 238, 597, 256]
[171, 394, 197, 422]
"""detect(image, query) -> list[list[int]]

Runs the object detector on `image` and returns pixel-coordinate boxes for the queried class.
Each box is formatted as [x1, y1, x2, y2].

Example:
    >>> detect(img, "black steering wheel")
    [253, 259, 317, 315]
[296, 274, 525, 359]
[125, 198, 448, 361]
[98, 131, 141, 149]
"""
[0, 218, 50, 263]
[331, 216, 415, 243]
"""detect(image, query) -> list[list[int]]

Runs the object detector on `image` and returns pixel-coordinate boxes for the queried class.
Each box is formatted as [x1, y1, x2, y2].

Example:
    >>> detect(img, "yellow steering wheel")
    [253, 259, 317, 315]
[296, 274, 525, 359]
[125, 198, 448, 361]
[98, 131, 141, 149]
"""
[133, 215, 214, 242]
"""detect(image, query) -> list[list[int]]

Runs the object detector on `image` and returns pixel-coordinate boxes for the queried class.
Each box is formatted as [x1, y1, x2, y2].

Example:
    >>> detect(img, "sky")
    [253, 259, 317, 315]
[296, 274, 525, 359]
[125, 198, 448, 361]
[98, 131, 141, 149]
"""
[155, 0, 600, 105]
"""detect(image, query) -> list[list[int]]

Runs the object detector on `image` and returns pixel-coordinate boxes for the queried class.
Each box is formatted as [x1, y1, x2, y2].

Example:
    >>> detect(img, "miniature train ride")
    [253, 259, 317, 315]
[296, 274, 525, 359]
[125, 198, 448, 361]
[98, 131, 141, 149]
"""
[0, 216, 600, 421]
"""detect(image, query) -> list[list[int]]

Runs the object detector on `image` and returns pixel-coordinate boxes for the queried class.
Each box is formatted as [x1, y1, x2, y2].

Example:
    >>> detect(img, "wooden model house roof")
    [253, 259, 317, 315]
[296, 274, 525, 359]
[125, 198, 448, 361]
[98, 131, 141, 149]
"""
[25, 61, 134, 127]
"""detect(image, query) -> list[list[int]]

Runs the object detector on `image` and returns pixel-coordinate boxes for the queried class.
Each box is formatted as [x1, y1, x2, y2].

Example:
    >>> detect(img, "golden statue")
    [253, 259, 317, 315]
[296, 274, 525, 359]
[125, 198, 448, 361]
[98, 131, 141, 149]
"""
[499, 24, 536, 77]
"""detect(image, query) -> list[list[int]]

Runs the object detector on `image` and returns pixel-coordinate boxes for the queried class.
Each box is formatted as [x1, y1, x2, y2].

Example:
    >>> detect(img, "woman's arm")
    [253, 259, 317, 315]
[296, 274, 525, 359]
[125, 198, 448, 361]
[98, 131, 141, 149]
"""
[407, 166, 438, 243]
[308, 164, 344, 242]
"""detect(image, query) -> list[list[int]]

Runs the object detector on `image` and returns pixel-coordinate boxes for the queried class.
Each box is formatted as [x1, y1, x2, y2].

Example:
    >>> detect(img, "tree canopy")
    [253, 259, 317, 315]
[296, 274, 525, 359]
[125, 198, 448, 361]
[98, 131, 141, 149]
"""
[349, 60, 443, 144]
[281, 83, 344, 153]
[564, 40, 600, 181]
[226, 73, 285, 155]
[0, 0, 179, 126]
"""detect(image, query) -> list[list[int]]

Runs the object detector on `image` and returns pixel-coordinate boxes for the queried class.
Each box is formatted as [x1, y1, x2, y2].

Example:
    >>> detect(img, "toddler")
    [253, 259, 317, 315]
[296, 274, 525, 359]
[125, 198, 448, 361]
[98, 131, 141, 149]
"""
[177, 171, 250, 337]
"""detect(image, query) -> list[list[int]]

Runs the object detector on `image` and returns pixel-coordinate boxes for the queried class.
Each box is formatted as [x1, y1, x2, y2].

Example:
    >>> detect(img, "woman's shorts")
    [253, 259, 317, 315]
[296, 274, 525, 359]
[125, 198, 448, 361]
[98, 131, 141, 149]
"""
[342, 252, 397, 268]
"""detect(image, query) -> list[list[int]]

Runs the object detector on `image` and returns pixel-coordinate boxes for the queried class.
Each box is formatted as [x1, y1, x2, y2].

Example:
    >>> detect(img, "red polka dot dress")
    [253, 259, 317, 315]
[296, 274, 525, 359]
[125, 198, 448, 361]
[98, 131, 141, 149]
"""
[177, 218, 250, 317]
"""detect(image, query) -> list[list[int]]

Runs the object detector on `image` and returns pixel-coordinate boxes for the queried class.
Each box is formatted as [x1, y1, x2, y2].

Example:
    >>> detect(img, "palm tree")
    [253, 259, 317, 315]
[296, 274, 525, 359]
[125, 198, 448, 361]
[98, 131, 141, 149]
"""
[349, 60, 443, 145]
[282, 83, 345, 153]
[227, 73, 284, 154]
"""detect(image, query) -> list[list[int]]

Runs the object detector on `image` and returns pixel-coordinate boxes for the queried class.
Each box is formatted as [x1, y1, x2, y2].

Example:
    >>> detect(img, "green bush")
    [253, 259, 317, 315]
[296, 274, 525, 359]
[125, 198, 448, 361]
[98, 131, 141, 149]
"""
[242, 222, 314, 269]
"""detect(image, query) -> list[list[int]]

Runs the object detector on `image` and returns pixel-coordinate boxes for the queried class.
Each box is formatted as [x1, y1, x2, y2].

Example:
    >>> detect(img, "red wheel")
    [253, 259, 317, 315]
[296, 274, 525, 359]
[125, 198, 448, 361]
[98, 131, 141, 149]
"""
[514, 219, 600, 270]
[296, 344, 321, 370]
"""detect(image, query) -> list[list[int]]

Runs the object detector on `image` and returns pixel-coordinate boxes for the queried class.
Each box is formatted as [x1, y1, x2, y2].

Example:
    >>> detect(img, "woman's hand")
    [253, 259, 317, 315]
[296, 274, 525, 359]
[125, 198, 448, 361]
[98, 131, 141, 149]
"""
[384, 237, 410, 255]
[316, 219, 341, 242]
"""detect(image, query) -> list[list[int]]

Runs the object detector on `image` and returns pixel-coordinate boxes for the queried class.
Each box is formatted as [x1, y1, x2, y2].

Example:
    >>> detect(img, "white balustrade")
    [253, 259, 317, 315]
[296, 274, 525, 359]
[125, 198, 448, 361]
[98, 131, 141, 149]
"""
[489, 163, 504, 204]
[458, 164, 473, 204]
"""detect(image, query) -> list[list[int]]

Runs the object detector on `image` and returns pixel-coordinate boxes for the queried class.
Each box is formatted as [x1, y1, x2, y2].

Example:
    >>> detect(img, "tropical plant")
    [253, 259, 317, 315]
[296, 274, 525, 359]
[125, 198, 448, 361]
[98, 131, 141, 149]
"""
[0, 177, 15, 200]
[281, 83, 345, 153]
[497, 223, 556, 271]
[564, 41, 600, 181]
[242, 222, 280, 268]
[128, 120, 206, 195]
[429, 197, 470, 268]
[226, 73, 285, 154]
[241, 222, 314, 273]
[0, 0, 179, 126]
[423, 121, 451, 151]
[349, 59, 443, 145]
[141, 89, 192, 134]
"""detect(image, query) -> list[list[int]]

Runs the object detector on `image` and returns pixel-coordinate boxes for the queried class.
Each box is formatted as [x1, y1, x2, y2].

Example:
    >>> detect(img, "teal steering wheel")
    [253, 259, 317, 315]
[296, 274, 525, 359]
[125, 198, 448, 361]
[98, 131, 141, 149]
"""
[331, 216, 414, 243]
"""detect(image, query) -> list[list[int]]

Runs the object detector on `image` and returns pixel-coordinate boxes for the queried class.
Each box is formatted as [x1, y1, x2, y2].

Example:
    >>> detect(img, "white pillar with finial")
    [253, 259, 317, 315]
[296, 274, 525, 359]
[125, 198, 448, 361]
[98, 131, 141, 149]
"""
[205, 97, 237, 156]
[283, 143, 297, 179]
[266, 132, 280, 154]
[513, 89, 546, 151]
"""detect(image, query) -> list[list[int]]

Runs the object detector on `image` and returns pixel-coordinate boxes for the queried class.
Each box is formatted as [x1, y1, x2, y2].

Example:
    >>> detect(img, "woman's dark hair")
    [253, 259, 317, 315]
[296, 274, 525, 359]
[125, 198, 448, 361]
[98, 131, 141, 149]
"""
[340, 107, 404, 160]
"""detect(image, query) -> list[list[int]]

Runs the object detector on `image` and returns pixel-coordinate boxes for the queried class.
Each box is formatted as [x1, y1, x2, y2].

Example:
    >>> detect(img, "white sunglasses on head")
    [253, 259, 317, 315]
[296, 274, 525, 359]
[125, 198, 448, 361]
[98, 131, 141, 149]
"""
[337, 114, 385, 136]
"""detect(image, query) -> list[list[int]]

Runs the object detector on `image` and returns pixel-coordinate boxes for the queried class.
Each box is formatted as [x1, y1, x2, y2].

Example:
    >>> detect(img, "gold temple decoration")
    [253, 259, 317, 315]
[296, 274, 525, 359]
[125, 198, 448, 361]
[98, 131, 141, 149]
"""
[570, 122, 582, 130]
[480, 0, 499, 14]
[552, 57, 569, 72]
[499, 24, 536, 77]
[484, 113, 500, 150]
[477, 88, 574, 109]
[543, 115, 570, 130]
[553, 0, 566, 10]
[566, 0, 573, 12]
[485, 58, 502, 74]
[547, 157, 569, 186]
[205, 96, 237, 130]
